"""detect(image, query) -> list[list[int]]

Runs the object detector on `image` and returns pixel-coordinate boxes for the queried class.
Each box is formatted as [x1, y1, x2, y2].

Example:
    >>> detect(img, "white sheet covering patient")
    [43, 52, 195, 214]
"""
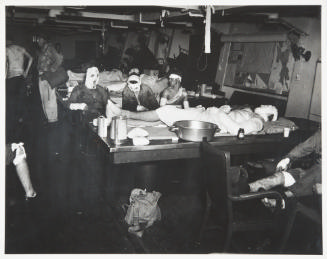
[106, 100, 278, 136]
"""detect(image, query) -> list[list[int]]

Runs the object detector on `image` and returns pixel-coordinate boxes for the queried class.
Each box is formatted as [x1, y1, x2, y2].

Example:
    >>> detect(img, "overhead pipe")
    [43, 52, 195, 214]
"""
[204, 6, 214, 53]
[110, 21, 128, 29]
[48, 8, 135, 21]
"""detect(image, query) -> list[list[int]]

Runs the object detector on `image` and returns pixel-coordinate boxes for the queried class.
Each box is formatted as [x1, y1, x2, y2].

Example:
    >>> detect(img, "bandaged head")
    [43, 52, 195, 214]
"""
[254, 105, 278, 122]
[127, 74, 141, 92]
[85, 67, 99, 89]
[169, 73, 182, 82]
[129, 188, 147, 203]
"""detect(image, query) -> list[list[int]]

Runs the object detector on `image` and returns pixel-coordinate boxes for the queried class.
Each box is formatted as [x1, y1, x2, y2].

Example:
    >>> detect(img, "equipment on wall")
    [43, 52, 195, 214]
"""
[291, 44, 311, 62]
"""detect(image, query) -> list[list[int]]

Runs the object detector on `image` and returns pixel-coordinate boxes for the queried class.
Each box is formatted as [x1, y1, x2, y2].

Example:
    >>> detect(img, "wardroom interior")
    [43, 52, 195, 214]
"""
[4, 4, 323, 254]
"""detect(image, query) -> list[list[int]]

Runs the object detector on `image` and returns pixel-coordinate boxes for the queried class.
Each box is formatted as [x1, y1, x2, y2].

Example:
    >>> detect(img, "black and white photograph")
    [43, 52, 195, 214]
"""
[2, 1, 325, 255]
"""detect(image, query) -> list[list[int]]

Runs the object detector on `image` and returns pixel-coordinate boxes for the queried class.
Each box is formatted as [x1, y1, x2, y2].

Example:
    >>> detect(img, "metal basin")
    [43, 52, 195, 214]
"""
[170, 120, 219, 142]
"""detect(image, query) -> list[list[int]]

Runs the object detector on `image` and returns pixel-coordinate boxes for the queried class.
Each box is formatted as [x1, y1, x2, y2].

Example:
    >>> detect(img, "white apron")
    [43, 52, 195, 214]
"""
[39, 78, 58, 123]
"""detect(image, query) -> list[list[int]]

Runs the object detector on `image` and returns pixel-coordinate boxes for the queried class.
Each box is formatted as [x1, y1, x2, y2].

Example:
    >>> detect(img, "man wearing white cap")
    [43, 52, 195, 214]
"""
[122, 71, 159, 112]
[160, 70, 189, 108]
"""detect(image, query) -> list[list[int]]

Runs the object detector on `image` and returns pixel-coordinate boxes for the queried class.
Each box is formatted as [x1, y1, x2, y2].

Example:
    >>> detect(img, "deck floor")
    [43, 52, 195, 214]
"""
[5, 114, 322, 254]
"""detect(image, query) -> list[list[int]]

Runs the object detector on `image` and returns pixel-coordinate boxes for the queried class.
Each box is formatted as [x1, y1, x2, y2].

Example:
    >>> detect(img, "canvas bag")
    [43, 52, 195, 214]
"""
[124, 188, 162, 228]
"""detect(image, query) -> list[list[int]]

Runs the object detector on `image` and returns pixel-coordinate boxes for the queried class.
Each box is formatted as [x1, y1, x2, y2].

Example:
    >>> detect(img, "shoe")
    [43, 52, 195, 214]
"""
[25, 192, 37, 201]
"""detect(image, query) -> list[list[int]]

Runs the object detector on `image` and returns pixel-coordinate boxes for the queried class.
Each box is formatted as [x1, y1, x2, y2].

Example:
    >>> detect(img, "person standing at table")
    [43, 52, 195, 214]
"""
[35, 34, 64, 124]
[6, 37, 33, 143]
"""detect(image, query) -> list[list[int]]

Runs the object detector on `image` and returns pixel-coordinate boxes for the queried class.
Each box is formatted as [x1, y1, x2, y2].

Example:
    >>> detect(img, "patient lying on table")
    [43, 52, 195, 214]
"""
[106, 99, 278, 135]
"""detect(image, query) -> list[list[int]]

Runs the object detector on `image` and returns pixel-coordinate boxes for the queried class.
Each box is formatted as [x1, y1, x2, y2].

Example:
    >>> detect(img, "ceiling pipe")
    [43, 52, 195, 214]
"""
[204, 6, 214, 53]
[48, 8, 136, 21]
[54, 19, 101, 26]
[110, 21, 128, 29]
[77, 11, 135, 21]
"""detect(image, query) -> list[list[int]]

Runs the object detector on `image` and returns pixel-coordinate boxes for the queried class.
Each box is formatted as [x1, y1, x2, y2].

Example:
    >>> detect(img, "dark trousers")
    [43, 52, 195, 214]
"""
[6, 76, 30, 144]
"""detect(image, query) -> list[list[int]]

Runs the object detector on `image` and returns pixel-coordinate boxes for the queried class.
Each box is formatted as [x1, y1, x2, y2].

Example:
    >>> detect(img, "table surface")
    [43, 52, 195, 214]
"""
[56, 88, 314, 164]
[89, 123, 302, 164]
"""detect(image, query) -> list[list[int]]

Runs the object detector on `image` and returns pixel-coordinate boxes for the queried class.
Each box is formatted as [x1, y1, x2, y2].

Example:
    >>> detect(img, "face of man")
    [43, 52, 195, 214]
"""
[85, 67, 99, 89]
[168, 74, 182, 88]
[127, 75, 141, 92]
[36, 37, 46, 48]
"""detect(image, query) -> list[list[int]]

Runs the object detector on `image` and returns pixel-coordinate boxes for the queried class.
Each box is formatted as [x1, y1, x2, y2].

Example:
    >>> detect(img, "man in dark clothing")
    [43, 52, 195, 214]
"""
[68, 66, 109, 121]
[122, 72, 159, 112]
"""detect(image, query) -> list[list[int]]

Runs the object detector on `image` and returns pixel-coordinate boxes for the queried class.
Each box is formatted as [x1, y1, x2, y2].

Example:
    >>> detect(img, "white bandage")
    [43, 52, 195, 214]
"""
[183, 100, 189, 109]
[11, 143, 27, 166]
[127, 75, 141, 92]
[160, 97, 168, 106]
[85, 67, 99, 89]
[169, 74, 182, 81]
[282, 171, 296, 187]
[69, 103, 87, 110]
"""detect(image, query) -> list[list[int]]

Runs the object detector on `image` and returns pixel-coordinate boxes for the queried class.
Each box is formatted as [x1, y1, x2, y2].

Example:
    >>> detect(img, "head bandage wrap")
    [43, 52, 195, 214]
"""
[169, 73, 182, 81]
[254, 105, 278, 122]
[85, 67, 99, 89]
[127, 74, 141, 92]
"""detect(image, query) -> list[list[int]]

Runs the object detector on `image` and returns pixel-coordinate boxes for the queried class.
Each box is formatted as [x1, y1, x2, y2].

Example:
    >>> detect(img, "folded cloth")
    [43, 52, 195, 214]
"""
[127, 127, 149, 138]
[263, 117, 298, 134]
[69, 103, 87, 110]
[132, 137, 150, 146]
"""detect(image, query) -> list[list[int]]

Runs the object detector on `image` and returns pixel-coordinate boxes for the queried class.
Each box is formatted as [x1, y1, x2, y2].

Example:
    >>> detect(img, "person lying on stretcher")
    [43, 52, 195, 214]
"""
[106, 98, 278, 135]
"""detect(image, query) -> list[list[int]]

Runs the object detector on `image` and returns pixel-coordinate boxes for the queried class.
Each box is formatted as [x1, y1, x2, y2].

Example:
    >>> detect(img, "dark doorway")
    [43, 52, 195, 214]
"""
[184, 30, 223, 90]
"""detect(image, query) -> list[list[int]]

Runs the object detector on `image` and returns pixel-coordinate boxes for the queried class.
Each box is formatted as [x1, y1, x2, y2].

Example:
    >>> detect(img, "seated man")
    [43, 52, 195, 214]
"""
[122, 71, 159, 112]
[6, 143, 37, 200]
[160, 70, 189, 108]
[247, 129, 321, 208]
[106, 99, 278, 135]
[68, 66, 109, 121]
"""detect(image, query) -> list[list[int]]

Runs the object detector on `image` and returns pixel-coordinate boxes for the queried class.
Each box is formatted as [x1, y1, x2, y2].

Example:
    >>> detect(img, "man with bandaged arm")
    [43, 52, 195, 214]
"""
[248, 129, 321, 208]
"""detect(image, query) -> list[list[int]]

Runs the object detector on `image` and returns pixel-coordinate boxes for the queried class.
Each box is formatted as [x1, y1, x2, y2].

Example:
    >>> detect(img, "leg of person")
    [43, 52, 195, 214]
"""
[12, 144, 36, 199]
[248, 172, 285, 192]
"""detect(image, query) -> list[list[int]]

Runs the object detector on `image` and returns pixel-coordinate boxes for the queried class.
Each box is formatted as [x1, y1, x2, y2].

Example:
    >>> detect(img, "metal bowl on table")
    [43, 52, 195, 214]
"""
[169, 120, 219, 142]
